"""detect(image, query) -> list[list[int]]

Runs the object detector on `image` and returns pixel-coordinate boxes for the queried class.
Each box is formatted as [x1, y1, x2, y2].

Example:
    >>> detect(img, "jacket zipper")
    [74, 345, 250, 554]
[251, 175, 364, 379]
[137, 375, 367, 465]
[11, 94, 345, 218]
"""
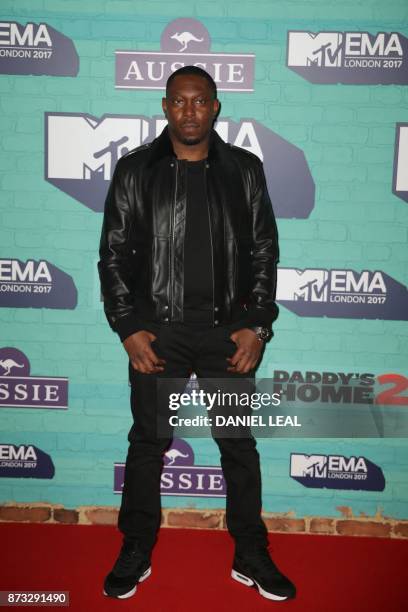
[204, 162, 215, 326]
[170, 159, 178, 321]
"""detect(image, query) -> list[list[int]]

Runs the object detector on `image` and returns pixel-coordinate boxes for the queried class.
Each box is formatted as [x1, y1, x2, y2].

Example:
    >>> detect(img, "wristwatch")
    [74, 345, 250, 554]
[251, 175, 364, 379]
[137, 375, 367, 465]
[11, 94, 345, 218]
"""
[251, 326, 272, 342]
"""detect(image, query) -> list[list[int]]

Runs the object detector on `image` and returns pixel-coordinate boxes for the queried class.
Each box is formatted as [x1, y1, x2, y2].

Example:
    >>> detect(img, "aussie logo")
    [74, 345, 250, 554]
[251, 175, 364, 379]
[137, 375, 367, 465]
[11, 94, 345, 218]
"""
[114, 438, 226, 497]
[0, 259, 77, 309]
[0, 347, 68, 410]
[290, 453, 385, 491]
[276, 268, 408, 320]
[115, 17, 254, 92]
[45, 113, 314, 218]
[393, 123, 408, 204]
[287, 31, 408, 84]
[0, 21, 79, 76]
[0, 444, 55, 479]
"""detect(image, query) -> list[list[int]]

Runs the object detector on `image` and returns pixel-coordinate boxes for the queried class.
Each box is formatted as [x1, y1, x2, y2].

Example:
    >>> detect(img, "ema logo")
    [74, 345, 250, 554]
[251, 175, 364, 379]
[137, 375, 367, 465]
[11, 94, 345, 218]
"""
[45, 113, 314, 217]
[114, 438, 226, 497]
[0, 22, 79, 76]
[0, 259, 77, 309]
[0, 347, 68, 410]
[393, 123, 408, 204]
[290, 453, 385, 491]
[0, 444, 54, 479]
[115, 17, 254, 92]
[277, 268, 408, 320]
[287, 31, 408, 84]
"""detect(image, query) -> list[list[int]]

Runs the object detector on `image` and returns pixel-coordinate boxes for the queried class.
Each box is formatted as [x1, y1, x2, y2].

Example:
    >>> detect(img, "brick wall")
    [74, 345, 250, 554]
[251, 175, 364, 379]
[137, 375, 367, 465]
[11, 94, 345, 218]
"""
[1, 502, 408, 539]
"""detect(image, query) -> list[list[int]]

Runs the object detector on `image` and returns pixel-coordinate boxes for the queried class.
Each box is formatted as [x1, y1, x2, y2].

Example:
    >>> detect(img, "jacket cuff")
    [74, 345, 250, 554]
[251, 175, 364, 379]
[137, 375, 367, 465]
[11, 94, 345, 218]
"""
[245, 304, 278, 335]
[111, 312, 143, 343]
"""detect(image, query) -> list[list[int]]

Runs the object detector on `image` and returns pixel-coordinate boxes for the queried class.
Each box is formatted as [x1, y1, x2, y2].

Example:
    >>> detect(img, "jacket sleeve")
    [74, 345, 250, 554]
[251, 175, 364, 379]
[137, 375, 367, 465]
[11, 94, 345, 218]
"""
[98, 160, 142, 342]
[246, 158, 279, 333]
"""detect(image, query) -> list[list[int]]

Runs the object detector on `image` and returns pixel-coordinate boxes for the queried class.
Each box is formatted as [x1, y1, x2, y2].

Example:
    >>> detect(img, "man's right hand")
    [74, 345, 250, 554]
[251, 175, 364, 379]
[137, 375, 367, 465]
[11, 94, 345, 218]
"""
[123, 331, 166, 374]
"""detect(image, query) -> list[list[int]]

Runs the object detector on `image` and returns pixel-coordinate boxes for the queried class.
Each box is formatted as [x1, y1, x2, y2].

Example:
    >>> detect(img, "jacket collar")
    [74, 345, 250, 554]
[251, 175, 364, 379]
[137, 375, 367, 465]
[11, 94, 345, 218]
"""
[146, 125, 229, 167]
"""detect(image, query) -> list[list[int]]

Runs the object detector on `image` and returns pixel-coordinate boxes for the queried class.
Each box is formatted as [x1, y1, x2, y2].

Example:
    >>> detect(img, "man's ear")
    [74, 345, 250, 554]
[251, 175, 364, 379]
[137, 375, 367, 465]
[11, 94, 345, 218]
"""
[162, 98, 167, 116]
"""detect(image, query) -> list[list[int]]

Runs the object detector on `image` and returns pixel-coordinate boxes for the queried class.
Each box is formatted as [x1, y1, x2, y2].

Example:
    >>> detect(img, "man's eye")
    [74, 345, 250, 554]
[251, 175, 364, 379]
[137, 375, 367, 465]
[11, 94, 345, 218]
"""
[196, 99, 206, 104]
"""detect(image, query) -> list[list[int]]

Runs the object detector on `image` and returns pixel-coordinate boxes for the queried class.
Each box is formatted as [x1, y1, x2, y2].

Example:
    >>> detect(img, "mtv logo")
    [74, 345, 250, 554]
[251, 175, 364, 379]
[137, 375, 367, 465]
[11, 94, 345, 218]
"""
[290, 454, 327, 478]
[45, 113, 150, 211]
[276, 268, 329, 302]
[287, 31, 343, 67]
[393, 123, 408, 203]
[45, 113, 315, 218]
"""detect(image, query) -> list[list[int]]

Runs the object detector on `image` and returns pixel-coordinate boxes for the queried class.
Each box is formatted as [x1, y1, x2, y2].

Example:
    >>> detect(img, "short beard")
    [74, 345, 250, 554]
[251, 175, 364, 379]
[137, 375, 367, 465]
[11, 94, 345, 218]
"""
[179, 136, 202, 146]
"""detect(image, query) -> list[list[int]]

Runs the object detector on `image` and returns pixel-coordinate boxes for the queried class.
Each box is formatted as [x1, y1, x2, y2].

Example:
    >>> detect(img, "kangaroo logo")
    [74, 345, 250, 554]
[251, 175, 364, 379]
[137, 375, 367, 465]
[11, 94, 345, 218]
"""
[0, 359, 25, 376]
[160, 18, 211, 55]
[170, 31, 204, 52]
[164, 448, 189, 465]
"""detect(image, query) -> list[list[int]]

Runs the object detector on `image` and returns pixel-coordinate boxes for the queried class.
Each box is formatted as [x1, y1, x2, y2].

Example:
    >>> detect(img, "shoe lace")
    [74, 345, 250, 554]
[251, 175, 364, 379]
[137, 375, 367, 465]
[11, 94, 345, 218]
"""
[114, 543, 146, 574]
[244, 546, 281, 581]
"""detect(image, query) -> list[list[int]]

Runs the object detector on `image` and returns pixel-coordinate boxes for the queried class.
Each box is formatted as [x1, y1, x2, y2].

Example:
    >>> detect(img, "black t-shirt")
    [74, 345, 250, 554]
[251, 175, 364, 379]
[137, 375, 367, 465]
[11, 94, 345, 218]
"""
[182, 159, 213, 319]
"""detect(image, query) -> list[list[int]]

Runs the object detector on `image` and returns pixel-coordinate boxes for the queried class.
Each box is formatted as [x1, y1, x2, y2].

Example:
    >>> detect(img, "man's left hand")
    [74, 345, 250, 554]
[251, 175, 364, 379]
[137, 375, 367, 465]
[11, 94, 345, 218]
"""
[226, 328, 263, 374]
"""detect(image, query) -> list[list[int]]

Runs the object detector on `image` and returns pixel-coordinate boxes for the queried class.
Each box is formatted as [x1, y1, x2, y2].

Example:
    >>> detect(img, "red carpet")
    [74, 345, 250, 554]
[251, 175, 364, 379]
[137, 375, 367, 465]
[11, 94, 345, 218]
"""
[1, 523, 406, 611]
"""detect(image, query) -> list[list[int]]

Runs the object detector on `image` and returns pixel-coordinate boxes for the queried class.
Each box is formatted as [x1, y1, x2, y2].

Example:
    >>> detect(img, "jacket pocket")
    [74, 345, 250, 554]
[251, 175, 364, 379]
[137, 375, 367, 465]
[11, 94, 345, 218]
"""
[130, 243, 151, 297]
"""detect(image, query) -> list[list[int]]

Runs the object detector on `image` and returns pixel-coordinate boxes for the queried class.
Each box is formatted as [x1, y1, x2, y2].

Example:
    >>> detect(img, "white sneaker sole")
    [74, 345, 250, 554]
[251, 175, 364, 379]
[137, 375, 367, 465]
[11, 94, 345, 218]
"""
[231, 569, 288, 601]
[103, 566, 152, 599]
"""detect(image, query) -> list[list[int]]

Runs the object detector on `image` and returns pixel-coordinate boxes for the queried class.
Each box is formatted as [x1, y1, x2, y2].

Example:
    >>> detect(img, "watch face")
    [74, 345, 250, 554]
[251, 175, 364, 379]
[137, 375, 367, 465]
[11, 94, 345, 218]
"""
[253, 326, 270, 341]
[259, 328, 269, 340]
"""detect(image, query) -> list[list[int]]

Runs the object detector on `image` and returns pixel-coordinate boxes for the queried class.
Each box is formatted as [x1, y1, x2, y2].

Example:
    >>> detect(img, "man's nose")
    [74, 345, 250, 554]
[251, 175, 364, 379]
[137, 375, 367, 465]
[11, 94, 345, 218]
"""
[183, 101, 195, 117]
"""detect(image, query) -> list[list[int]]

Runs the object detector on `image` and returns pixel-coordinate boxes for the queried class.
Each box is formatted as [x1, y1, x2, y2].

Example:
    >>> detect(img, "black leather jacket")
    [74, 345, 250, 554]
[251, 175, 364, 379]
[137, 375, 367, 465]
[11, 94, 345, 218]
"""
[98, 127, 279, 341]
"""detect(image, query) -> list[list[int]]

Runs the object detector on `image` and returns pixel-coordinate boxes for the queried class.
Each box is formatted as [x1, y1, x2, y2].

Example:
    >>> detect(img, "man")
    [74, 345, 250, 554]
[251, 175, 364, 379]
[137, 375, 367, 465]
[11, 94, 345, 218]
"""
[98, 66, 296, 602]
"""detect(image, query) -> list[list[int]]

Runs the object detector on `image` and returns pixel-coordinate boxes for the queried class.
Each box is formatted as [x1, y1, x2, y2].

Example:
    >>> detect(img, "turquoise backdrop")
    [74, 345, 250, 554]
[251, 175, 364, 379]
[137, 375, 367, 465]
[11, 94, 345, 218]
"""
[0, 0, 407, 522]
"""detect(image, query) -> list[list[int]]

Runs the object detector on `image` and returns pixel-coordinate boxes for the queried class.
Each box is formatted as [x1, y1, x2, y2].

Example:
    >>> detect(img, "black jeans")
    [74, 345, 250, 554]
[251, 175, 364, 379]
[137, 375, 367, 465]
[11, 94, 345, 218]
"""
[118, 321, 268, 554]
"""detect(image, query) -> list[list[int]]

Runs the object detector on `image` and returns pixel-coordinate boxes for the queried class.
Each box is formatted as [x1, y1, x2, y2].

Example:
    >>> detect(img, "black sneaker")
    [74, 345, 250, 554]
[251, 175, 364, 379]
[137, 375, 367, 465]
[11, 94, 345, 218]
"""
[103, 540, 151, 599]
[232, 546, 296, 601]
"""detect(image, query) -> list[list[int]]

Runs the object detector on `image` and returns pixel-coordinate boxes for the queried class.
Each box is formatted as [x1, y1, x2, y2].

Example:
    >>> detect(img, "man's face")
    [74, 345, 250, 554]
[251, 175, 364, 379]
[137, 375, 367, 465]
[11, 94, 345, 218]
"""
[162, 74, 219, 146]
